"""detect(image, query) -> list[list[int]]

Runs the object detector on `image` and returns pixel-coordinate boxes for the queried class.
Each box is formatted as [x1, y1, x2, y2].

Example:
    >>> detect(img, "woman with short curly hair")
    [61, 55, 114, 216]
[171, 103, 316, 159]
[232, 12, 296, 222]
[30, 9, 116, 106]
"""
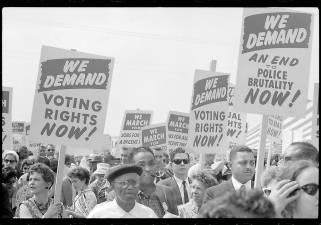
[178, 171, 218, 218]
[16, 163, 65, 218]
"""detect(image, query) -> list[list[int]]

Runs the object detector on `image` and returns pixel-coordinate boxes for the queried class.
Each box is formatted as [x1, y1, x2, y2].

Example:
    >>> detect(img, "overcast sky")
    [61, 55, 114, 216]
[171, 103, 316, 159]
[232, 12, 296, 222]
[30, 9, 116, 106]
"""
[3, 7, 319, 138]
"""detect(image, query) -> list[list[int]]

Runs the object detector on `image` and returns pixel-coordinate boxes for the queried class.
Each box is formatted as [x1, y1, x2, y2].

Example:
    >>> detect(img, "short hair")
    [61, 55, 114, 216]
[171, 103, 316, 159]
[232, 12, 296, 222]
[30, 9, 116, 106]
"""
[199, 189, 275, 218]
[20, 159, 35, 171]
[29, 163, 55, 186]
[191, 171, 218, 189]
[128, 146, 154, 163]
[260, 166, 279, 188]
[276, 160, 317, 217]
[18, 146, 29, 155]
[152, 147, 163, 152]
[46, 144, 55, 150]
[229, 145, 253, 162]
[284, 142, 318, 164]
[68, 167, 91, 185]
[35, 156, 50, 167]
[169, 147, 190, 162]
[2, 150, 19, 162]
[65, 154, 72, 164]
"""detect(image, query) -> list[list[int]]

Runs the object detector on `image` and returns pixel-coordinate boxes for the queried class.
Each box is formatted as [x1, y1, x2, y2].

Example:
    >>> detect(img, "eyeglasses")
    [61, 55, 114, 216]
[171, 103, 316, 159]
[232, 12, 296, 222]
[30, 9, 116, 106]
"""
[112, 180, 139, 188]
[262, 188, 271, 196]
[4, 159, 16, 164]
[173, 159, 189, 165]
[300, 183, 319, 196]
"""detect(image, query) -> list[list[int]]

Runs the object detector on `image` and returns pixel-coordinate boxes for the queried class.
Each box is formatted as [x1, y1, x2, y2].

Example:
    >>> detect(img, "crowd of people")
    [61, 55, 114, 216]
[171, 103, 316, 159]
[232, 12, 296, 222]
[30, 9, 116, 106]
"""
[1, 141, 319, 219]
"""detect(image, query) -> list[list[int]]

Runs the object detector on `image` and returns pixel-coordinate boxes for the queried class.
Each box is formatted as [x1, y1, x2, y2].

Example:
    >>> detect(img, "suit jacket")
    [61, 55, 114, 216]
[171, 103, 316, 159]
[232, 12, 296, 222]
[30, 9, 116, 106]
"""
[155, 184, 178, 216]
[158, 176, 191, 206]
[202, 179, 235, 206]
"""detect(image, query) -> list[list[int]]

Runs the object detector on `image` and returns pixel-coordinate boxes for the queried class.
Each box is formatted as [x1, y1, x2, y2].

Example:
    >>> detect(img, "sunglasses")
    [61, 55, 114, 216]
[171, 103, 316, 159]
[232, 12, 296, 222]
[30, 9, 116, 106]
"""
[4, 159, 16, 164]
[173, 159, 189, 165]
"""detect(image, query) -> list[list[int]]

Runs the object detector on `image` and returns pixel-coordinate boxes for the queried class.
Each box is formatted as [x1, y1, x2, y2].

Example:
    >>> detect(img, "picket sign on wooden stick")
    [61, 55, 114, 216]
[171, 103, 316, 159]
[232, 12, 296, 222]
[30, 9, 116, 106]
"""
[54, 145, 66, 204]
[254, 115, 268, 189]
[199, 60, 217, 170]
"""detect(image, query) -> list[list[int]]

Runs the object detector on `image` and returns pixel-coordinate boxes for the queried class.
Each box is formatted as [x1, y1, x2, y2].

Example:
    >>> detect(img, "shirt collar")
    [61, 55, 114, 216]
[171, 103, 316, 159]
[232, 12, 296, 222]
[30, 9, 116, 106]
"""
[174, 175, 189, 186]
[113, 199, 144, 217]
[231, 176, 252, 191]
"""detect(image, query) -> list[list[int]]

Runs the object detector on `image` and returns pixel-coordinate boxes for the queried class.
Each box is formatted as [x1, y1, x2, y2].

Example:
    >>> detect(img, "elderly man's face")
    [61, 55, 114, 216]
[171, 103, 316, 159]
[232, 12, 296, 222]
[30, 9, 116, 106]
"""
[112, 173, 140, 203]
[3, 154, 18, 169]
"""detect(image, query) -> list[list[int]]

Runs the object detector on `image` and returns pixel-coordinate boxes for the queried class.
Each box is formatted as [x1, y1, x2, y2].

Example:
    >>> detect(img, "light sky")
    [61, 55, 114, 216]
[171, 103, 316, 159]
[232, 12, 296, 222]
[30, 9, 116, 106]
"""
[3, 7, 319, 138]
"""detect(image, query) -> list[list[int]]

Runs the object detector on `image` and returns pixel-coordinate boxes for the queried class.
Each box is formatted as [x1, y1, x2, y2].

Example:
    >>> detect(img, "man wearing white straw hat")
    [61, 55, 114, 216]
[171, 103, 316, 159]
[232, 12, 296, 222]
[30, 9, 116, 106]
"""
[89, 163, 110, 203]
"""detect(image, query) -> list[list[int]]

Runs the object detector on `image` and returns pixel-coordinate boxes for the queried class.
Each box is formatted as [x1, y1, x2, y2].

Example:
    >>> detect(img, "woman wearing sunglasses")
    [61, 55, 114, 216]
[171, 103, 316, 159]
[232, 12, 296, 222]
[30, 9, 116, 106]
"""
[267, 160, 318, 218]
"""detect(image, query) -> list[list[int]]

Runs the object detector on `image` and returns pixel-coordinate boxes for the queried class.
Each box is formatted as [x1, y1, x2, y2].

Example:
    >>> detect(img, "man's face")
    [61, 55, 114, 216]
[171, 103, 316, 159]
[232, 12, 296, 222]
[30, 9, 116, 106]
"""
[46, 145, 55, 157]
[3, 154, 17, 169]
[172, 153, 190, 177]
[39, 146, 46, 157]
[112, 173, 140, 203]
[133, 151, 156, 185]
[230, 152, 255, 184]
[120, 149, 130, 164]
[153, 149, 164, 167]
[19, 149, 29, 159]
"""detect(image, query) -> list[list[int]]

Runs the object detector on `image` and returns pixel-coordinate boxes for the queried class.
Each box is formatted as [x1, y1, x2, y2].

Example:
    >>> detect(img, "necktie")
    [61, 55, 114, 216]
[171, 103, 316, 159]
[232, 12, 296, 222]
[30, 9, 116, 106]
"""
[240, 184, 246, 193]
[182, 180, 189, 204]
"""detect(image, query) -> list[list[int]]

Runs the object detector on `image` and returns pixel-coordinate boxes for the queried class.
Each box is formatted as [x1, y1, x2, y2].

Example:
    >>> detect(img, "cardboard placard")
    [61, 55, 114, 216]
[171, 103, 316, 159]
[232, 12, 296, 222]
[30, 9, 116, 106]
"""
[2, 87, 13, 149]
[188, 69, 229, 154]
[266, 114, 283, 142]
[118, 110, 153, 147]
[30, 46, 114, 149]
[234, 8, 314, 117]
[166, 111, 189, 153]
[12, 121, 25, 134]
[141, 123, 167, 151]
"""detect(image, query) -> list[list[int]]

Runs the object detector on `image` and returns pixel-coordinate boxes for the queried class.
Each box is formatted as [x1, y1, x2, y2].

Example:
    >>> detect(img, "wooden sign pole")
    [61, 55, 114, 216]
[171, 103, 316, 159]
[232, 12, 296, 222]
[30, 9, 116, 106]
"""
[254, 115, 268, 189]
[199, 60, 217, 170]
[266, 140, 272, 168]
[54, 145, 67, 204]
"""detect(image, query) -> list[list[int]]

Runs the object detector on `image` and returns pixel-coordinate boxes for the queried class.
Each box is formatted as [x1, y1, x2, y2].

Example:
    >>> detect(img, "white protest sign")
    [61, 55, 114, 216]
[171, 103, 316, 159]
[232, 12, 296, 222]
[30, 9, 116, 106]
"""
[234, 8, 314, 117]
[118, 110, 153, 147]
[311, 83, 319, 148]
[266, 115, 283, 143]
[188, 69, 229, 154]
[30, 46, 114, 149]
[2, 87, 13, 149]
[141, 123, 167, 151]
[12, 121, 26, 151]
[226, 84, 247, 152]
[167, 111, 189, 153]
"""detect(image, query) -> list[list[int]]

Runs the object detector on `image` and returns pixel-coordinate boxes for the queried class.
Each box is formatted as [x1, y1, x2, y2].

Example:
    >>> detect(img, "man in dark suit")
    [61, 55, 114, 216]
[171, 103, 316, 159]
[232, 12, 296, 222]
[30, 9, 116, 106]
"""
[202, 145, 255, 206]
[158, 147, 191, 206]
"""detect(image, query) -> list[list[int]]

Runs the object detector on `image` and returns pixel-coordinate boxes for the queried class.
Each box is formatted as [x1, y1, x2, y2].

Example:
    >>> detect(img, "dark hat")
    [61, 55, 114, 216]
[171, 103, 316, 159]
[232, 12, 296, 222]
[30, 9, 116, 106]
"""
[107, 164, 143, 183]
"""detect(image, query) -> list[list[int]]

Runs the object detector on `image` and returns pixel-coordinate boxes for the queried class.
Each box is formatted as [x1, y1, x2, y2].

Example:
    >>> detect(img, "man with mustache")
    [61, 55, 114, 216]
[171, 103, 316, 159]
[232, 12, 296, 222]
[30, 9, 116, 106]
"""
[202, 145, 255, 205]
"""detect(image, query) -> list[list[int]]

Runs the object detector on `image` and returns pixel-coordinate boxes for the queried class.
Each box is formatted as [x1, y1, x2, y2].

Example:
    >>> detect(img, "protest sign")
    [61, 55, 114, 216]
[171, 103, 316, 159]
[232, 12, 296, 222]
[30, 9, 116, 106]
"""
[118, 110, 153, 147]
[234, 8, 314, 118]
[12, 121, 25, 134]
[2, 87, 13, 149]
[188, 69, 229, 154]
[266, 115, 283, 142]
[226, 84, 247, 153]
[30, 46, 114, 148]
[166, 111, 189, 153]
[141, 123, 167, 151]
[311, 83, 319, 148]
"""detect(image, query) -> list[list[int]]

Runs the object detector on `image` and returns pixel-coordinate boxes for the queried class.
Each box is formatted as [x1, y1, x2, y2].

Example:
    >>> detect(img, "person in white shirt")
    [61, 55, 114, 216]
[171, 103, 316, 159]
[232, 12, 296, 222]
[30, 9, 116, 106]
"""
[87, 164, 157, 218]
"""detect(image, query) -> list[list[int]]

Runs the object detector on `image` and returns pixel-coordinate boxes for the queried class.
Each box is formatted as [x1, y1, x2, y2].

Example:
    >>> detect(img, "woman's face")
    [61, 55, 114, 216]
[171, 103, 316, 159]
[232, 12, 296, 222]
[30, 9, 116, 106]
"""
[22, 164, 30, 174]
[294, 167, 319, 218]
[70, 177, 86, 192]
[191, 179, 206, 205]
[29, 172, 50, 194]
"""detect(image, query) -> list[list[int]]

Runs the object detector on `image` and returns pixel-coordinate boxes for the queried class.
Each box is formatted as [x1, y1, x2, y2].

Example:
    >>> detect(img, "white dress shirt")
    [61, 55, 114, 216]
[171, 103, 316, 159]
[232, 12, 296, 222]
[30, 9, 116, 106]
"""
[87, 199, 157, 218]
[173, 175, 191, 204]
[231, 176, 252, 191]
